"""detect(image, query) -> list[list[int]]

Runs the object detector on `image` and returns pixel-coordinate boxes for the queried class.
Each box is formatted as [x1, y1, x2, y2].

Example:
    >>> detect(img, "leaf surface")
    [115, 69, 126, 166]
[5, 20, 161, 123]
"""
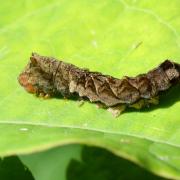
[0, 0, 180, 179]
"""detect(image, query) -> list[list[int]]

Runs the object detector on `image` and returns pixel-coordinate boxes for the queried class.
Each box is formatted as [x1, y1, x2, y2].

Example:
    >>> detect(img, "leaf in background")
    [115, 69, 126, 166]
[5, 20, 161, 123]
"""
[0, 0, 180, 179]
[0, 156, 34, 180]
[67, 145, 167, 180]
[20, 145, 168, 180]
[20, 145, 82, 180]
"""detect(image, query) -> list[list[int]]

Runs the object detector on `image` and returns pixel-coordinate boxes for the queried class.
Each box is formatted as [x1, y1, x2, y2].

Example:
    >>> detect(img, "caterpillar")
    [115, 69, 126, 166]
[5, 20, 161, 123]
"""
[18, 53, 180, 116]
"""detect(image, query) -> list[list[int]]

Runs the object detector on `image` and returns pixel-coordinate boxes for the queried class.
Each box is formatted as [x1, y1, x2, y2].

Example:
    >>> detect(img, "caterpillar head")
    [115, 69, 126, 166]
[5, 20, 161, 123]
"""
[18, 53, 55, 95]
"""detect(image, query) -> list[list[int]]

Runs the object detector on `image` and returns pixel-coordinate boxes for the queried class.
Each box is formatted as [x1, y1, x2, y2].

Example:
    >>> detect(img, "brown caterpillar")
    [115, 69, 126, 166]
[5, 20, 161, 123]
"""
[18, 53, 180, 116]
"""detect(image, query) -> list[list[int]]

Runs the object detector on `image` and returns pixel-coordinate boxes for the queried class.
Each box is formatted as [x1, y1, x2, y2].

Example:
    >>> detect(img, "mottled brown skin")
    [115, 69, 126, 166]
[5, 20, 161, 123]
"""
[18, 53, 180, 109]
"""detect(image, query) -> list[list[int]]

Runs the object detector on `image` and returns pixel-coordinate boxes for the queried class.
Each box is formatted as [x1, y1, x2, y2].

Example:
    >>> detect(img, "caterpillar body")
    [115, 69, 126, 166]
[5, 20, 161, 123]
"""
[18, 53, 180, 116]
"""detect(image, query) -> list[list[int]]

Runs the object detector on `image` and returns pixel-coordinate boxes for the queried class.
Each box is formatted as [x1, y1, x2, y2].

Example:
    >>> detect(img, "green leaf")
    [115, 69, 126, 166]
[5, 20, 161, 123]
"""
[20, 145, 168, 180]
[67, 145, 167, 180]
[0, 0, 180, 179]
[20, 145, 82, 180]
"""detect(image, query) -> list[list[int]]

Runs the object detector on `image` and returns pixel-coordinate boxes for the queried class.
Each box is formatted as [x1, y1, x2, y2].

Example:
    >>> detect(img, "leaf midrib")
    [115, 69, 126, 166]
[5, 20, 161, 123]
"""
[0, 120, 179, 149]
